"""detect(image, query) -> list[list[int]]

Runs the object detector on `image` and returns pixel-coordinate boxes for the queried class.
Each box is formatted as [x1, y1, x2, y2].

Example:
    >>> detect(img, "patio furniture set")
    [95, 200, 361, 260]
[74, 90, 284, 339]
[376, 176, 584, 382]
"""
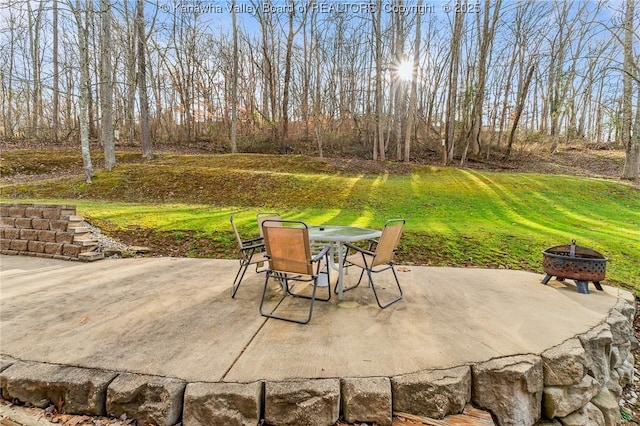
[230, 213, 405, 324]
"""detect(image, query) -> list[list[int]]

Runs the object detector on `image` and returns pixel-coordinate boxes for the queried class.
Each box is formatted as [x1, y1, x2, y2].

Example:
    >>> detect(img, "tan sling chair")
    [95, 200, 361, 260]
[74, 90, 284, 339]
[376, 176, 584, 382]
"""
[229, 215, 269, 298]
[260, 220, 333, 324]
[343, 219, 405, 308]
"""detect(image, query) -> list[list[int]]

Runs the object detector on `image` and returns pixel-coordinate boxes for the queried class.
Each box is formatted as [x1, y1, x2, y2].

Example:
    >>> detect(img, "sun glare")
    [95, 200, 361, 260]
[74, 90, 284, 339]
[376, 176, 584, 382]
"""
[396, 59, 414, 81]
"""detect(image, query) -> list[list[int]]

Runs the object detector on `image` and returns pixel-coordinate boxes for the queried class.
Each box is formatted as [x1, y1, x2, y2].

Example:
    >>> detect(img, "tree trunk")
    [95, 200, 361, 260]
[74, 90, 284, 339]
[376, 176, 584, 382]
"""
[504, 64, 535, 160]
[311, 13, 324, 159]
[463, 0, 501, 164]
[5, 13, 15, 139]
[123, 2, 137, 145]
[403, 0, 422, 163]
[621, 0, 638, 180]
[253, 1, 279, 142]
[444, 10, 464, 165]
[393, 2, 405, 161]
[301, 11, 311, 142]
[65, 66, 73, 131]
[86, 2, 97, 141]
[281, 1, 295, 144]
[625, 84, 640, 179]
[100, 0, 115, 170]
[230, 0, 239, 153]
[137, 0, 152, 159]
[71, 0, 94, 183]
[374, 0, 385, 161]
[28, 1, 44, 137]
[52, 0, 59, 143]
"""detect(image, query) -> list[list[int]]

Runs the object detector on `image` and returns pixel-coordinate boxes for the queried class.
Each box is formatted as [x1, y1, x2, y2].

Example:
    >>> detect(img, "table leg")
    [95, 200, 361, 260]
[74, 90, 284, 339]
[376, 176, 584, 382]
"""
[323, 242, 342, 298]
[337, 241, 345, 300]
[326, 243, 339, 272]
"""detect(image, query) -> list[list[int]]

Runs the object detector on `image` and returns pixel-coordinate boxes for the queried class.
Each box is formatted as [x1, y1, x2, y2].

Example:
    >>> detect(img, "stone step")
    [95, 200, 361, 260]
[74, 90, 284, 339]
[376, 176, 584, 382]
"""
[78, 251, 104, 262]
[68, 226, 90, 234]
[74, 238, 99, 247]
[67, 215, 84, 223]
[79, 243, 99, 252]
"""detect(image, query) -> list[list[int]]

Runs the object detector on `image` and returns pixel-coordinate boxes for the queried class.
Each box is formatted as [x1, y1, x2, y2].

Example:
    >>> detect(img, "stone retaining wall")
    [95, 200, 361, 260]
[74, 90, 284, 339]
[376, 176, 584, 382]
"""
[0, 203, 103, 261]
[0, 295, 635, 426]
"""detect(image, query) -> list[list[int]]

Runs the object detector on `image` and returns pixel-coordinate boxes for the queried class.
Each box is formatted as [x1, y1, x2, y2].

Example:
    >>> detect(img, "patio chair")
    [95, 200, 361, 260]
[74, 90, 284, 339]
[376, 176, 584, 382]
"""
[260, 220, 333, 324]
[343, 219, 405, 308]
[257, 212, 281, 238]
[230, 215, 269, 298]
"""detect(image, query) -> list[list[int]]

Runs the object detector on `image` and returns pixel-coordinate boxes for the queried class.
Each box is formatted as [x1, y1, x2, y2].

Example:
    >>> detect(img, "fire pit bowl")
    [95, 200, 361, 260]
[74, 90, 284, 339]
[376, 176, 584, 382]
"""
[541, 240, 607, 294]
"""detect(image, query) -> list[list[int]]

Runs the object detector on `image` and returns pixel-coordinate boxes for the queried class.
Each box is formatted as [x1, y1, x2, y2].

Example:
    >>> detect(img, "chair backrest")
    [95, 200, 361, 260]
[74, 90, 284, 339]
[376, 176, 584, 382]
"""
[257, 212, 281, 238]
[262, 220, 313, 276]
[229, 215, 255, 261]
[229, 215, 244, 249]
[372, 219, 405, 266]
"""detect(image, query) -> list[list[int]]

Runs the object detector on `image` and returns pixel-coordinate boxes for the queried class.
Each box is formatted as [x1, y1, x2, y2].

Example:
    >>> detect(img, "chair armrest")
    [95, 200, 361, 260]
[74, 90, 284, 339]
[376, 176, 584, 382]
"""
[344, 242, 375, 257]
[311, 245, 331, 262]
[242, 237, 264, 246]
[241, 242, 265, 252]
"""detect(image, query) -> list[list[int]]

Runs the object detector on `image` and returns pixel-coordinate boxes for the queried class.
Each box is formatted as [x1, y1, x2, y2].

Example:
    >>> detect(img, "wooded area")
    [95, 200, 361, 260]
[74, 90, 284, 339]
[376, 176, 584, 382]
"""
[1, 0, 639, 180]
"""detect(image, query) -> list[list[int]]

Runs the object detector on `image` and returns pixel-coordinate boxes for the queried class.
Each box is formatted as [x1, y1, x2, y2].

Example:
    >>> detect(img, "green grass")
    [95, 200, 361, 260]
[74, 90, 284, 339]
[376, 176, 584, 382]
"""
[2, 151, 639, 292]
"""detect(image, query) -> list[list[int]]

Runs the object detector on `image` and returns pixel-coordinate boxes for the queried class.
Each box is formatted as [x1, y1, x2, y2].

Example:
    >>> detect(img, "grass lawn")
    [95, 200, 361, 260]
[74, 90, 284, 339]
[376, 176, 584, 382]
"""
[2, 151, 639, 292]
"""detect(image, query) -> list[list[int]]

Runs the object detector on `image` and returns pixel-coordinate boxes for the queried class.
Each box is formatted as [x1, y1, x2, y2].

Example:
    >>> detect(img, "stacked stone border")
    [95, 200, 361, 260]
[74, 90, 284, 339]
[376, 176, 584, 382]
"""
[0, 296, 635, 426]
[0, 203, 103, 262]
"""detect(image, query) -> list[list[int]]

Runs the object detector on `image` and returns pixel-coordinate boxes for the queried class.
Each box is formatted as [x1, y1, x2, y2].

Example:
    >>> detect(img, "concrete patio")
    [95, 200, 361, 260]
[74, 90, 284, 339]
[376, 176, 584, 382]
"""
[0, 254, 634, 426]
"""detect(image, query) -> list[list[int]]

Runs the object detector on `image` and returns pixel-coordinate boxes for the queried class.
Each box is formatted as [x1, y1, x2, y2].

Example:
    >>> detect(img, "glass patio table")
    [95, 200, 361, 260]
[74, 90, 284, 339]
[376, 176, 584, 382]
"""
[308, 225, 382, 300]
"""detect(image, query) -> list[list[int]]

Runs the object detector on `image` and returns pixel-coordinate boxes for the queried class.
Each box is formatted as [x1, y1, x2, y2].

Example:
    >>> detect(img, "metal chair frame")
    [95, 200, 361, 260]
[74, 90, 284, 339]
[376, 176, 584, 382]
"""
[230, 215, 268, 298]
[343, 219, 405, 308]
[259, 220, 332, 324]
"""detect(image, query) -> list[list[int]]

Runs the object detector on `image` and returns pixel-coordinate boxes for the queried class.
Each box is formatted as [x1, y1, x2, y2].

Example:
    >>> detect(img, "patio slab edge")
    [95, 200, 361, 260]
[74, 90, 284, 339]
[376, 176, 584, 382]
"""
[1, 294, 635, 426]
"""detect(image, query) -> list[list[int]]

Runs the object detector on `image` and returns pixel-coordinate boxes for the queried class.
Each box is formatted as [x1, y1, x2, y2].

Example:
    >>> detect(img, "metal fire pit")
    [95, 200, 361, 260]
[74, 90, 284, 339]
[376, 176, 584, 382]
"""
[541, 240, 607, 294]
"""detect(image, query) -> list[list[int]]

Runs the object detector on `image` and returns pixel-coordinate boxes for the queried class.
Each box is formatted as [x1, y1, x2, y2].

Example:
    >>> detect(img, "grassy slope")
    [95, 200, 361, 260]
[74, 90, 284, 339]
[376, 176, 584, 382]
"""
[2, 151, 639, 291]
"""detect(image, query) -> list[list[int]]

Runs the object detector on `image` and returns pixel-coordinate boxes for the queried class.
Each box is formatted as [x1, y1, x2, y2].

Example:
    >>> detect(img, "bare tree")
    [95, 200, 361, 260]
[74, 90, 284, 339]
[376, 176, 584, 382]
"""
[166, 9, 200, 140]
[230, 0, 239, 153]
[86, 1, 97, 140]
[391, 0, 405, 161]
[1, 0, 635, 165]
[543, 2, 595, 151]
[504, 63, 536, 160]
[252, 0, 280, 140]
[300, 6, 312, 142]
[373, 0, 384, 161]
[137, 0, 152, 159]
[63, 34, 75, 133]
[310, 8, 325, 158]
[2, 11, 17, 139]
[121, 2, 138, 145]
[281, 1, 311, 143]
[621, 0, 639, 180]
[100, 0, 115, 170]
[419, 17, 449, 146]
[443, 10, 465, 165]
[462, 0, 502, 164]
[70, 0, 94, 183]
[631, 83, 640, 177]
[27, 0, 44, 136]
[403, 0, 421, 163]
[52, 0, 60, 143]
